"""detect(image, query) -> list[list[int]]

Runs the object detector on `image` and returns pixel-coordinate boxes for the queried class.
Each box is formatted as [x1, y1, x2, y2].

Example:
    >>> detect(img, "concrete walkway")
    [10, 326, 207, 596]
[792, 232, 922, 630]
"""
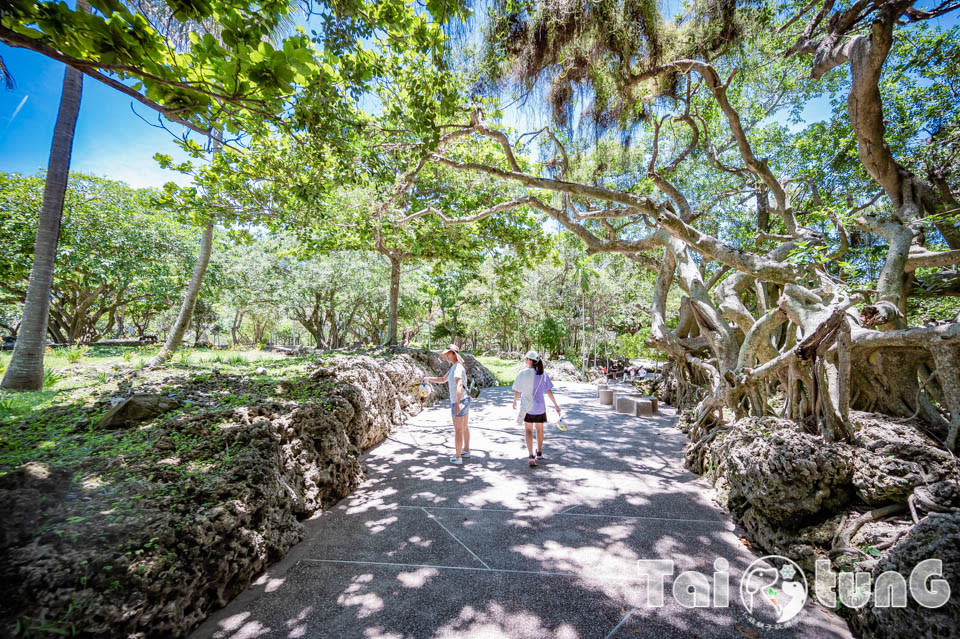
[192, 383, 853, 639]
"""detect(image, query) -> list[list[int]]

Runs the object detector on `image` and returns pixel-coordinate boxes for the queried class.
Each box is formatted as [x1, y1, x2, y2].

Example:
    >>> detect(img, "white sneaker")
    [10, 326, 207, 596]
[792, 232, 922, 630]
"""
[449, 456, 463, 465]
[461, 449, 470, 458]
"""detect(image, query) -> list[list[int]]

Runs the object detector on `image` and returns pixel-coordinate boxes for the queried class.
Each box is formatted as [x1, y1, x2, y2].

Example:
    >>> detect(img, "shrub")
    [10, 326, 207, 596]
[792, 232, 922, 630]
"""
[43, 368, 64, 389]
[0, 394, 15, 415]
[64, 344, 89, 364]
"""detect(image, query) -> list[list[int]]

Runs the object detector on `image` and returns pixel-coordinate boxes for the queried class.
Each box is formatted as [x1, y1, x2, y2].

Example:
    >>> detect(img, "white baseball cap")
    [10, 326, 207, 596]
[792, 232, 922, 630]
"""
[524, 350, 541, 361]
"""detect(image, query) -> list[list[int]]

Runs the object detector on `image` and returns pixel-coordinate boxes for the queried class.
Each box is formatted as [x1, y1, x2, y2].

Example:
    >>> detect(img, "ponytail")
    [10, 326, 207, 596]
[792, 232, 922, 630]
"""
[533, 358, 544, 375]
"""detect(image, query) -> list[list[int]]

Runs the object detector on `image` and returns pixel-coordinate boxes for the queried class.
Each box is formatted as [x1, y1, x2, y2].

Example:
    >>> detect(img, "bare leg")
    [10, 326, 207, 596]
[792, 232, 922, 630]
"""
[536, 423, 544, 453]
[524, 422, 534, 456]
[462, 413, 470, 452]
[452, 417, 463, 458]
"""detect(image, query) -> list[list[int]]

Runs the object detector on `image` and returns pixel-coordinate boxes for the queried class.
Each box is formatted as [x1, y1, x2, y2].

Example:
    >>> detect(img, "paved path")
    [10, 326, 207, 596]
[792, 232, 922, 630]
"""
[192, 383, 853, 639]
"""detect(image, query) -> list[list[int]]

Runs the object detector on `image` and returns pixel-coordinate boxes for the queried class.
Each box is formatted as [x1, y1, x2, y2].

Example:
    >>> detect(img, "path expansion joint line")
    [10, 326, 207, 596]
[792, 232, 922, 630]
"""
[420, 507, 491, 569]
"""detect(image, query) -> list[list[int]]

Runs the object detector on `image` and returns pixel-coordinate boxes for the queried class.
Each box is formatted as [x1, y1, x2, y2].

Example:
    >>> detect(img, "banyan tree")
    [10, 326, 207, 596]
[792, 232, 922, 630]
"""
[394, 0, 960, 448]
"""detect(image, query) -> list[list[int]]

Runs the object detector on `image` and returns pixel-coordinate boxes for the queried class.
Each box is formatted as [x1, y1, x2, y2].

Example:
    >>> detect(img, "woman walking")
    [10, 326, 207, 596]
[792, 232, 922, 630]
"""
[423, 344, 471, 464]
[512, 350, 561, 467]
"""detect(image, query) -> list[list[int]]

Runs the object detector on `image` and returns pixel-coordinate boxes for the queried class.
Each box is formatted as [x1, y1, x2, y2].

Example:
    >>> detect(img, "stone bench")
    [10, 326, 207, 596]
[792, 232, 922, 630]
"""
[615, 394, 659, 417]
[596, 383, 609, 398]
[598, 388, 614, 405]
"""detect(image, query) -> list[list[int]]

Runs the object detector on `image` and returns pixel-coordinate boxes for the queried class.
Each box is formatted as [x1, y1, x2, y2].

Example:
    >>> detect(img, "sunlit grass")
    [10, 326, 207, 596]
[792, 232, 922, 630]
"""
[475, 355, 521, 386]
[0, 389, 58, 421]
[4, 345, 282, 374]
[0, 347, 288, 420]
[175, 348, 283, 364]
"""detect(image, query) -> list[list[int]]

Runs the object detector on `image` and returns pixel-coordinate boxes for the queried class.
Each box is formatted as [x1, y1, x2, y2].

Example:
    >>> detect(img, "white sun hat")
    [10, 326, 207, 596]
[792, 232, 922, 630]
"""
[441, 343, 465, 363]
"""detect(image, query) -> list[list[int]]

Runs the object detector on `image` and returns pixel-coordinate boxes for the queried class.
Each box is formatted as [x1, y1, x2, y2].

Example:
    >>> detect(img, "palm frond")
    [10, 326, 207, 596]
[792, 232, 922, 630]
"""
[0, 54, 15, 90]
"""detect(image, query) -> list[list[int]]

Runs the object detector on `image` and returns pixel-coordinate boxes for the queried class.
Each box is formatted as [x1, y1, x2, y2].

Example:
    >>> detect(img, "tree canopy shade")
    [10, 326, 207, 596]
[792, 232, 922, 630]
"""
[0, 0, 474, 386]
[383, 0, 960, 447]
[0, 172, 198, 343]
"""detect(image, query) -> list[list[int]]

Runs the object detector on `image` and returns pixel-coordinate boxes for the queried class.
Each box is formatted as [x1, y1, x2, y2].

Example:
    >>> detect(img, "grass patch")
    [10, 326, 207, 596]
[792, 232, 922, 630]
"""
[0, 405, 139, 472]
[177, 348, 285, 366]
[0, 348, 290, 423]
[0, 348, 345, 483]
[0, 349, 300, 476]
[0, 389, 58, 421]
[475, 356, 521, 386]
[0, 345, 420, 637]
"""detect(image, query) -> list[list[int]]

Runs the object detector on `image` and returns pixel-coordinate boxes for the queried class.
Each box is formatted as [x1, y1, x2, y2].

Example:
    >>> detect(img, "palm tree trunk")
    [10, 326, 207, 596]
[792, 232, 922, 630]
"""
[1, 64, 83, 391]
[148, 222, 214, 365]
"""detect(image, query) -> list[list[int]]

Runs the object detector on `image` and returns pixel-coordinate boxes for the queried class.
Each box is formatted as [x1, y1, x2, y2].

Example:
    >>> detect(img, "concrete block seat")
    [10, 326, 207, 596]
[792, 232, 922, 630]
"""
[615, 394, 659, 416]
[598, 388, 614, 405]
[608, 390, 628, 410]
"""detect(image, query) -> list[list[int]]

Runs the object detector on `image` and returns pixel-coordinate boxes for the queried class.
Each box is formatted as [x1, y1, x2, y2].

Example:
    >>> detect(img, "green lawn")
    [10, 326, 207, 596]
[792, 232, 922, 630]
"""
[475, 355, 521, 386]
[0, 346, 289, 423]
[0, 347, 321, 477]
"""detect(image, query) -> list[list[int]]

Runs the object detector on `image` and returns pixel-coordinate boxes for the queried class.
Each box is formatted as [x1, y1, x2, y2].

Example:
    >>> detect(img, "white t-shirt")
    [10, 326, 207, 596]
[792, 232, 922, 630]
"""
[447, 362, 466, 402]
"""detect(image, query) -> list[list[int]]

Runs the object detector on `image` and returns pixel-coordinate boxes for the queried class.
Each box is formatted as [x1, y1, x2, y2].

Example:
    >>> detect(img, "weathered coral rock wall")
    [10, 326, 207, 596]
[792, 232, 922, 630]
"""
[671, 404, 960, 637]
[0, 352, 493, 638]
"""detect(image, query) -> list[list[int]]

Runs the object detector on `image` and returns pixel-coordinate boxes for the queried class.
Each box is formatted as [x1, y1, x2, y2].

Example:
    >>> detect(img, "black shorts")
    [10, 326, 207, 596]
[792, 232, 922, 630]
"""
[524, 412, 547, 423]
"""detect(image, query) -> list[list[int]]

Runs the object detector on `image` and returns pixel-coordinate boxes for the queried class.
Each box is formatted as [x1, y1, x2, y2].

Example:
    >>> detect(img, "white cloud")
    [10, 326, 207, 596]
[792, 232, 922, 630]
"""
[6, 95, 29, 128]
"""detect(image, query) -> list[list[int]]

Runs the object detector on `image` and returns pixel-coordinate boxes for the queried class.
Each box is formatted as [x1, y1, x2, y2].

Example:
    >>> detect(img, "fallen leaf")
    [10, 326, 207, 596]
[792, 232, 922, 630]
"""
[739, 536, 753, 548]
[735, 625, 759, 639]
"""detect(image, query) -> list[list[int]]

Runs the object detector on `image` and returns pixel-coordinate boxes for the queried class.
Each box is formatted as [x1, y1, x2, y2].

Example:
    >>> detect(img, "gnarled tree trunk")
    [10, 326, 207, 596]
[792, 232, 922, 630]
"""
[386, 254, 402, 346]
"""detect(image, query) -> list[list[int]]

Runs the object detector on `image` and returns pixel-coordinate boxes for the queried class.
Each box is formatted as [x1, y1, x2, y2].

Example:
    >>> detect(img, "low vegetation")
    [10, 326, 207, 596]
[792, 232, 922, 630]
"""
[1, 347, 475, 637]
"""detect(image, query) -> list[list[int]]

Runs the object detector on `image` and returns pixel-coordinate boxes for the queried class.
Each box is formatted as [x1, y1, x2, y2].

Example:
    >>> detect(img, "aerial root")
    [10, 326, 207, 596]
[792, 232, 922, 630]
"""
[832, 503, 907, 551]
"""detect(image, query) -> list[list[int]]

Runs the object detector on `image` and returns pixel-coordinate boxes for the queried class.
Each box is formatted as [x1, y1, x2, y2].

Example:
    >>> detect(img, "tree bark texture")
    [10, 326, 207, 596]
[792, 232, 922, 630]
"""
[386, 255, 402, 346]
[148, 222, 214, 366]
[1, 63, 83, 391]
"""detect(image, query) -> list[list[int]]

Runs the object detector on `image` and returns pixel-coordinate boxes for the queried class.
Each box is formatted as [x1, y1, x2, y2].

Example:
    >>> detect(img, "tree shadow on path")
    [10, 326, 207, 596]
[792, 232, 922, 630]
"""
[191, 384, 853, 639]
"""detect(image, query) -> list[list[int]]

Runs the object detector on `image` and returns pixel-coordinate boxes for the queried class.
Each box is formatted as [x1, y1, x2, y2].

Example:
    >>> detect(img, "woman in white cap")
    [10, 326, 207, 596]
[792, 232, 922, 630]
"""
[423, 344, 471, 464]
[512, 350, 561, 467]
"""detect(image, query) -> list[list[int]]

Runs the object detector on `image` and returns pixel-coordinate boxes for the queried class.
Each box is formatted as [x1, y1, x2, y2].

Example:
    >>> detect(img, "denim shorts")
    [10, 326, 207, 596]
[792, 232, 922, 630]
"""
[451, 396, 471, 418]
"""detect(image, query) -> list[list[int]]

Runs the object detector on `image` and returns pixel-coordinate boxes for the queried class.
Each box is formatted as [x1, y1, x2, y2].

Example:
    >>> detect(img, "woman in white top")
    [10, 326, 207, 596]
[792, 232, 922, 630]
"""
[512, 350, 561, 467]
[423, 344, 471, 464]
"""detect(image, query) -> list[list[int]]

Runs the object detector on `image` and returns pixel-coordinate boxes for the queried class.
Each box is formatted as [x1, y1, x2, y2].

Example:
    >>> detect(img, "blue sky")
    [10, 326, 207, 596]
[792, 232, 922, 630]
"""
[0, 44, 197, 188]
